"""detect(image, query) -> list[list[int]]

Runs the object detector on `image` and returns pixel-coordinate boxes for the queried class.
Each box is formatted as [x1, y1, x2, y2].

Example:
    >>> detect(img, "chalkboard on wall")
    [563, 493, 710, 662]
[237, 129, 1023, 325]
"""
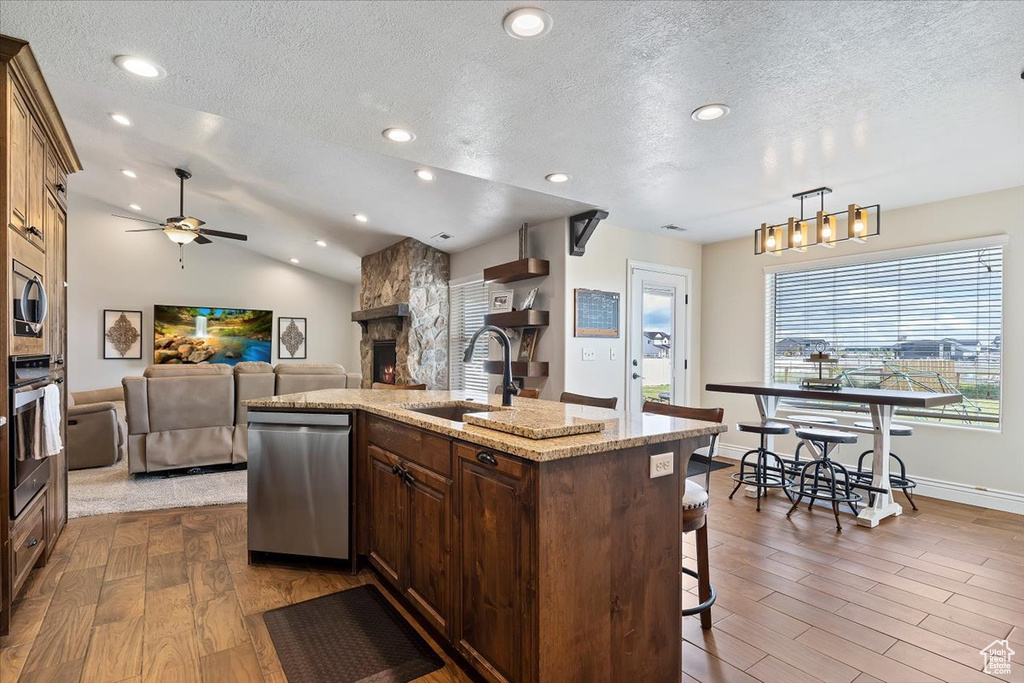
[574, 288, 620, 338]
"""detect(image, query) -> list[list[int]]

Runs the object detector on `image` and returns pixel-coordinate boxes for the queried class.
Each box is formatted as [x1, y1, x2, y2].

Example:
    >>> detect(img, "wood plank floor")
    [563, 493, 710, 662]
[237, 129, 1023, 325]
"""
[0, 466, 1020, 682]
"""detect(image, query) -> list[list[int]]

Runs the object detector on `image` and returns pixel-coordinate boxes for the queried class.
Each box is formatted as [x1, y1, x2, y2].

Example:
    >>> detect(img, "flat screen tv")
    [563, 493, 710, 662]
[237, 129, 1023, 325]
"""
[153, 305, 273, 365]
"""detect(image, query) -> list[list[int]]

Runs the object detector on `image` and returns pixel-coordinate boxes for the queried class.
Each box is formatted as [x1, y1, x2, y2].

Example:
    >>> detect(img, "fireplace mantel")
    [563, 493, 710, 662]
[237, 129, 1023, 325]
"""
[351, 303, 411, 332]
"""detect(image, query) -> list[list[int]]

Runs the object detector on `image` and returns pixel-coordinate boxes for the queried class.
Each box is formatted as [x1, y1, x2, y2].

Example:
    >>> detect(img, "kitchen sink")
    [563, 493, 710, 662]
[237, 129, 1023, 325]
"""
[404, 401, 503, 423]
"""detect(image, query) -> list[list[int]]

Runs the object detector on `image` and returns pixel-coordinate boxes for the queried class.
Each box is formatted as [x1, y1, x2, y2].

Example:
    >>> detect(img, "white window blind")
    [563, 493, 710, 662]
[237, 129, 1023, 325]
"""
[766, 244, 1003, 428]
[449, 278, 489, 395]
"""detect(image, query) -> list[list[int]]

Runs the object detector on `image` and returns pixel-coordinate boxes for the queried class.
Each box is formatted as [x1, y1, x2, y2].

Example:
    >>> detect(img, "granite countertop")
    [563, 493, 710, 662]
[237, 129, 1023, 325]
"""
[244, 389, 727, 462]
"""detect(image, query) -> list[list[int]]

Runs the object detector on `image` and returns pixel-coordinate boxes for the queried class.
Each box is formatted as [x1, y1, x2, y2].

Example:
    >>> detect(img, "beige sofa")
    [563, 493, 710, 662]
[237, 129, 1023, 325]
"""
[67, 387, 127, 470]
[121, 362, 359, 474]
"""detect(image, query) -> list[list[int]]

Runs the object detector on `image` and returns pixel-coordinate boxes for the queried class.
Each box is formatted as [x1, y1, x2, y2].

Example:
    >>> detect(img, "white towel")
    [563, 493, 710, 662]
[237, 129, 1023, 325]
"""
[42, 383, 63, 457]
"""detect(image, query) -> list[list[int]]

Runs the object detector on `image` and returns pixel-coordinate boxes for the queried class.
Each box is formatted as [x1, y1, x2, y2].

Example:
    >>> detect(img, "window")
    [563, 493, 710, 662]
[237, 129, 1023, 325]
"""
[449, 277, 489, 395]
[766, 241, 1003, 428]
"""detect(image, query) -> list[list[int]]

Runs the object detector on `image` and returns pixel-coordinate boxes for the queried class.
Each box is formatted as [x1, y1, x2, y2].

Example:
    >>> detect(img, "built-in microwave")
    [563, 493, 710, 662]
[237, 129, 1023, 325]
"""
[13, 260, 47, 338]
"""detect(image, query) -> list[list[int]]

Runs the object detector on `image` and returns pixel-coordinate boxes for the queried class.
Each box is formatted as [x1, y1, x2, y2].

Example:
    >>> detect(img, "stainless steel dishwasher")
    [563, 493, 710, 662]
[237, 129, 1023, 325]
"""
[247, 411, 351, 560]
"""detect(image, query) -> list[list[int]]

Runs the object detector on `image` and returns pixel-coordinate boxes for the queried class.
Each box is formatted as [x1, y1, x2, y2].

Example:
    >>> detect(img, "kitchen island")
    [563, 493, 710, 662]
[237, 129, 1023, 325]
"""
[244, 389, 726, 683]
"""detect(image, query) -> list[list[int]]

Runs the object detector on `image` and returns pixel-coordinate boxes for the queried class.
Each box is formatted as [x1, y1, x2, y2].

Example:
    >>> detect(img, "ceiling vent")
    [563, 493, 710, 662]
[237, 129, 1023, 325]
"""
[661, 224, 687, 232]
[431, 232, 454, 241]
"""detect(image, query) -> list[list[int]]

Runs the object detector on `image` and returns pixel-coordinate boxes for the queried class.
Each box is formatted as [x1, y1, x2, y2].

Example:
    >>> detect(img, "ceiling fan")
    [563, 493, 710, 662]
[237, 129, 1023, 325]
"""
[113, 168, 248, 268]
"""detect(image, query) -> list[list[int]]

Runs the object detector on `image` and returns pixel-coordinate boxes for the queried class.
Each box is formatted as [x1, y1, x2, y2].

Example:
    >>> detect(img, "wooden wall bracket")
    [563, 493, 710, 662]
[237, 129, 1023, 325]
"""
[568, 209, 609, 257]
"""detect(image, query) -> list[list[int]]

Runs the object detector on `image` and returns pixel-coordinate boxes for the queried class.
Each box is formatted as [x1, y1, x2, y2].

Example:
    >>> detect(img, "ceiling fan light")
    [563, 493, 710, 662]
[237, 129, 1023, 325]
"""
[164, 228, 197, 245]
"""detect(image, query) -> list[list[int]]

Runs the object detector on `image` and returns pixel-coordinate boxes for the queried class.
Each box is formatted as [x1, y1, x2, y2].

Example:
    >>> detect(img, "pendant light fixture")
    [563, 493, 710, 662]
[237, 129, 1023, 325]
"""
[754, 187, 880, 256]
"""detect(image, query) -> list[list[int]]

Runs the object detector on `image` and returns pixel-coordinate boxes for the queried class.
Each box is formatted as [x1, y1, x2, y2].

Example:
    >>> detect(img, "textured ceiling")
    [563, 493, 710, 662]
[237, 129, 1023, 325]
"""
[3, 1, 1022, 282]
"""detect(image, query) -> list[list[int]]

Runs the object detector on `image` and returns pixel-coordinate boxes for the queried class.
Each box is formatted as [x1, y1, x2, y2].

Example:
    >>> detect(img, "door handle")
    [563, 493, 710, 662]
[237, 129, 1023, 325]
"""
[632, 372, 644, 380]
[476, 451, 498, 467]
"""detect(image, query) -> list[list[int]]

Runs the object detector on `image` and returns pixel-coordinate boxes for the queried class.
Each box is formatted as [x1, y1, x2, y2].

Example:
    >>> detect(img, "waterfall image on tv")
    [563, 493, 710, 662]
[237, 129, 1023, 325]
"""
[153, 305, 273, 365]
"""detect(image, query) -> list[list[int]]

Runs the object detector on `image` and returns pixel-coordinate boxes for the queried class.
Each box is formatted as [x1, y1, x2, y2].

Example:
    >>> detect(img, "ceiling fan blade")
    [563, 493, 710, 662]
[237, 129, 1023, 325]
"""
[194, 234, 213, 245]
[198, 228, 248, 241]
[112, 213, 165, 226]
[125, 228, 167, 233]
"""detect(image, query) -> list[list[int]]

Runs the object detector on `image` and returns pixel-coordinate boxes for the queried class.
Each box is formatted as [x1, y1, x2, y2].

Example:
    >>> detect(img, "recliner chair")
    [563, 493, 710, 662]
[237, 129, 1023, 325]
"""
[122, 364, 239, 474]
[67, 387, 127, 470]
[274, 363, 358, 394]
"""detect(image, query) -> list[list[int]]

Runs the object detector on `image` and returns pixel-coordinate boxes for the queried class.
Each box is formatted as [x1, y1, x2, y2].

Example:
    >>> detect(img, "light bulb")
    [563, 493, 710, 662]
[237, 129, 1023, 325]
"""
[766, 232, 776, 249]
[793, 230, 802, 244]
[822, 216, 832, 238]
[853, 209, 864, 234]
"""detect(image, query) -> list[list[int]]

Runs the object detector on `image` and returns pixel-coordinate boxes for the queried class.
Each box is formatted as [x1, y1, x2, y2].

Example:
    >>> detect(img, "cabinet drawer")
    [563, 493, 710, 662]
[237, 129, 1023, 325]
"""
[367, 416, 451, 477]
[454, 442, 529, 479]
[12, 496, 46, 595]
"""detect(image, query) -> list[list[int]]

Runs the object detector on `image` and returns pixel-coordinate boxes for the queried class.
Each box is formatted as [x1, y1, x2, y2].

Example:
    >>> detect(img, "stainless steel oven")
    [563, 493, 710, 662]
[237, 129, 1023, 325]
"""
[13, 260, 48, 338]
[9, 355, 53, 517]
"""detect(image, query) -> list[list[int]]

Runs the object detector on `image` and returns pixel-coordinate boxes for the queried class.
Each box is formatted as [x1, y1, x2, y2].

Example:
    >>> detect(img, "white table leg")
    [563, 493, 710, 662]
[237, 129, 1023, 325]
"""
[856, 403, 903, 527]
[746, 395, 780, 498]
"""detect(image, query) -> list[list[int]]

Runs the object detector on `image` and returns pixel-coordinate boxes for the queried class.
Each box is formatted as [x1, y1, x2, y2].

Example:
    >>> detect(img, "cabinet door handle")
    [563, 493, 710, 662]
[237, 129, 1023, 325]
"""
[27, 226, 43, 237]
[56, 183, 66, 194]
[401, 470, 416, 487]
[476, 451, 499, 467]
[27, 537, 39, 548]
[67, 419, 78, 426]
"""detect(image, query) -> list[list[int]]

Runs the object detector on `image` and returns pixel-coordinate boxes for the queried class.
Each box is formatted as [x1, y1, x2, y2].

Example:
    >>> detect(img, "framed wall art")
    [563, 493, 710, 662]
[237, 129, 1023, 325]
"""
[278, 317, 308, 359]
[489, 288, 514, 313]
[518, 327, 540, 362]
[104, 310, 143, 359]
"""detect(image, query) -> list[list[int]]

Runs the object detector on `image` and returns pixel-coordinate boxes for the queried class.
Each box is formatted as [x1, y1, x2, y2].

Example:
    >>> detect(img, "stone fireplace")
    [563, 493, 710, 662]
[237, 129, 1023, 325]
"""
[353, 238, 450, 388]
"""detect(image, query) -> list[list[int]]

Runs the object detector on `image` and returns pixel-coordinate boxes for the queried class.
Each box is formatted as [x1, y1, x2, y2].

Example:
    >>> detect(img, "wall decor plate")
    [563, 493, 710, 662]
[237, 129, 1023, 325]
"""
[103, 310, 143, 359]
[279, 317, 308, 359]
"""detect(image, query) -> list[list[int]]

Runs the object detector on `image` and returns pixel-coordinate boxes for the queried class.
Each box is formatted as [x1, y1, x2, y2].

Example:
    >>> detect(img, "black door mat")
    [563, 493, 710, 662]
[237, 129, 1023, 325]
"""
[687, 455, 733, 478]
[263, 583, 444, 683]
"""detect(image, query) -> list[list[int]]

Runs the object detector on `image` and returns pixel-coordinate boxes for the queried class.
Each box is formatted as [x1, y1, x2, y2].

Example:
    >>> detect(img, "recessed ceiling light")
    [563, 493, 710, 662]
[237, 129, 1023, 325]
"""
[415, 169, 435, 181]
[545, 172, 570, 183]
[353, 213, 369, 222]
[315, 239, 327, 247]
[109, 112, 132, 126]
[382, 128, 415, 143]
[128, 203, 141, 211]
[121, 169, 137, 178]
[503, 8, 553, 39]
[691, 103, 730, 122]
[113, 55, 166, 79]
[289, 258, 300, 264]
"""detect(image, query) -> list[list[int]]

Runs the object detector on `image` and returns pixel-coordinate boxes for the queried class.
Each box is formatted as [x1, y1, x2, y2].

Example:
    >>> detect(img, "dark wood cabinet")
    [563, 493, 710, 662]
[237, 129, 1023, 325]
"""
[365, 422, 453, 636]
[404, 460, 450, 635]
[453, 444, 534, 683]
[367, 445, 404, 586]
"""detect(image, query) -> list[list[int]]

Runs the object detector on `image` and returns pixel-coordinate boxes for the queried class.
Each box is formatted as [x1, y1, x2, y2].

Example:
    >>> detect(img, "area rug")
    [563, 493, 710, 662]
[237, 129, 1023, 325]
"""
[68, 458, 247, 519]
[263, 584, 444, 683]
[687, 454, 732, 478]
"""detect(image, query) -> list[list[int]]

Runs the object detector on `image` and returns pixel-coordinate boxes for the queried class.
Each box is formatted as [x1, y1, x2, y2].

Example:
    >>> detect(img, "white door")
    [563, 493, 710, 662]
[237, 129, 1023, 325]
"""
[627, 263, 690, 413]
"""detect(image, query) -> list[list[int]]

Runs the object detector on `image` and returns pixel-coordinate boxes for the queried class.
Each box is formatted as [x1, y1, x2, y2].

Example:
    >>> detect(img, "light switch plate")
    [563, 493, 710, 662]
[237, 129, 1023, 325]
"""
[649, 452, 673, 478]
[582, 348, 596, 361]
[610, 348, 619, 361]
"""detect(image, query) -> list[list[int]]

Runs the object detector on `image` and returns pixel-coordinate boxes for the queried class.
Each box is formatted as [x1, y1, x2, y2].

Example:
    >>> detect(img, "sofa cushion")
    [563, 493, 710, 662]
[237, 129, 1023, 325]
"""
[274, 363, 346, 375]
[144, 364, 232, 378]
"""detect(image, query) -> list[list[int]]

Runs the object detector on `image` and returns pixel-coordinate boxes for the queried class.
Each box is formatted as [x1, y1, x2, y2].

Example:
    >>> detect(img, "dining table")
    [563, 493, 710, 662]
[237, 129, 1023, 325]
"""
[705, 381, 963, 528]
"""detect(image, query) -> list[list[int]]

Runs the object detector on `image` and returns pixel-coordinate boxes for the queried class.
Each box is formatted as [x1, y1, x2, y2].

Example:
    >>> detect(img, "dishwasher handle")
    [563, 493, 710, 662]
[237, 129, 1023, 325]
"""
[248, 411, 350, 428]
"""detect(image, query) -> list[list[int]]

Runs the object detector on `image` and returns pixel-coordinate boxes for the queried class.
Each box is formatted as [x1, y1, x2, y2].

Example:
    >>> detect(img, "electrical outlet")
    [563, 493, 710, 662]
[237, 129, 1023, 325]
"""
[582, 348, 596, 361]
[649, 452, 674, 479]
[610, 348, 619, 361]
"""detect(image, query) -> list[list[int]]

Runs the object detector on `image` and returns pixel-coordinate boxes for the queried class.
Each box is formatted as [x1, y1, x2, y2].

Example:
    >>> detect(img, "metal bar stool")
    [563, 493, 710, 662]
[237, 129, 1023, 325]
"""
[642, 400, 724, 630]
[730, 422, 793, 512]
[786, 427, 863, 532]
[786, 415, 839, 476]
[852, 421, 919, 510]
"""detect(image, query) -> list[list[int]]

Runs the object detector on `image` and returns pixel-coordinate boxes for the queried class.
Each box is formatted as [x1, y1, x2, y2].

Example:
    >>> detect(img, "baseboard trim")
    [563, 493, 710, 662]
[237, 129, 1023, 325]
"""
[715, 443, 1023, 515]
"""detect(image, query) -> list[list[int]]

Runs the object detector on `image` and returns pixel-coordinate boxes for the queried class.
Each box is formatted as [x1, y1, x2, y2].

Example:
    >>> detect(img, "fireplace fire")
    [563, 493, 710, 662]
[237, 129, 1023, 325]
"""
[372, 341, 397, 385]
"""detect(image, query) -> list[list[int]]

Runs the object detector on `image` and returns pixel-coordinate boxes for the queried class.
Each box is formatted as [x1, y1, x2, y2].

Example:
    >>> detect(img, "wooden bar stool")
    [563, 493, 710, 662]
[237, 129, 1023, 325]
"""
[494, 386, 541, 399]
[787, 427, 863, 532]
[642, 401, 723, 629]
[853, 421, 919, 510]
[730, 422, 794, 511]
[559, 392, 617, 409]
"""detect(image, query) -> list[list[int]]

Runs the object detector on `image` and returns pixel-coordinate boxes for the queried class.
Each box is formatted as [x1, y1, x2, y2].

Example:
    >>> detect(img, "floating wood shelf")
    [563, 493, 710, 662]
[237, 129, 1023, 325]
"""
[483, 309, 549, 328]
[483, 258, 550, 284]
[484, 360, 549, 378]
[351, 303, 410, 332]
